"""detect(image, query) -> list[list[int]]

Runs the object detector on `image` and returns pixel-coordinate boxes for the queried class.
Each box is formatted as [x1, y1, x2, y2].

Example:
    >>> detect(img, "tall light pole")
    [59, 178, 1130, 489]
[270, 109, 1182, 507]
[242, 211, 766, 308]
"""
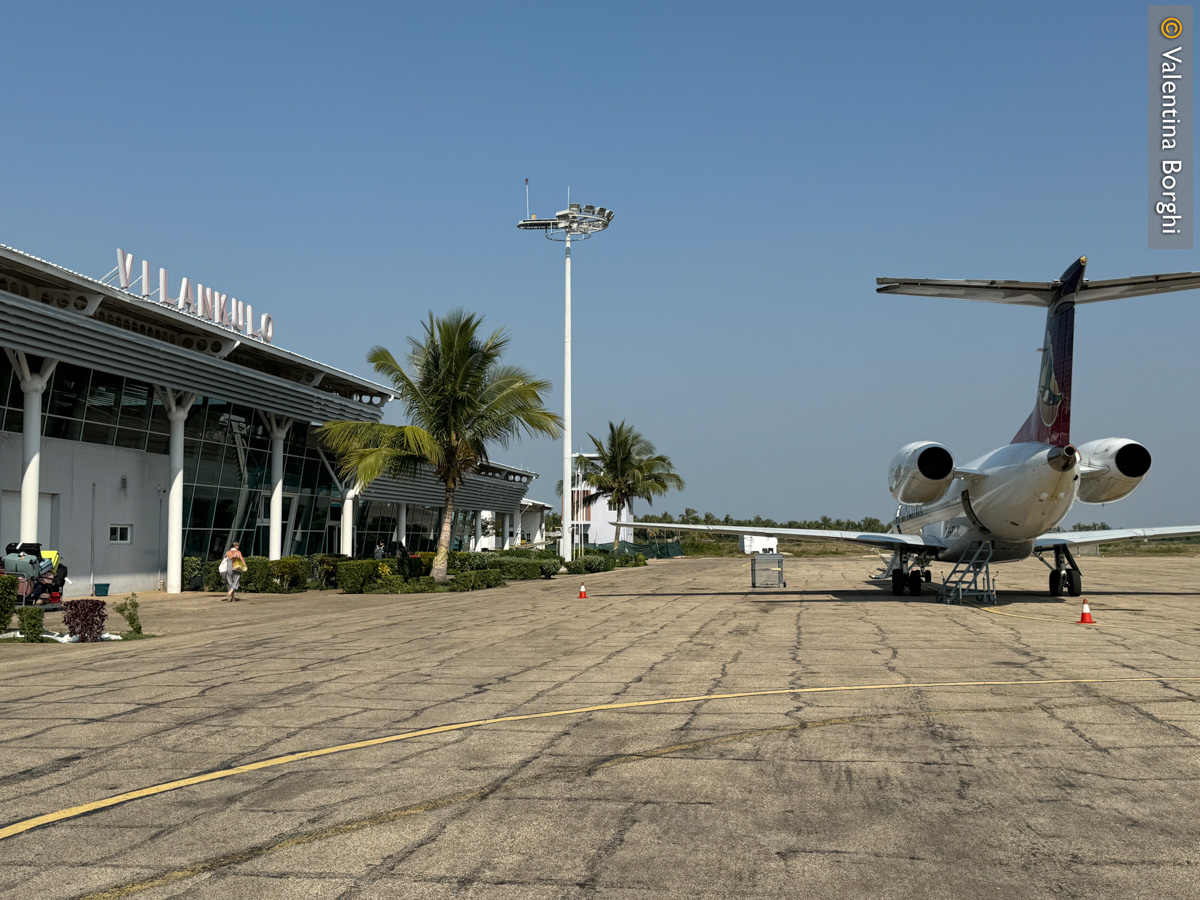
[518, 202, 614, 561]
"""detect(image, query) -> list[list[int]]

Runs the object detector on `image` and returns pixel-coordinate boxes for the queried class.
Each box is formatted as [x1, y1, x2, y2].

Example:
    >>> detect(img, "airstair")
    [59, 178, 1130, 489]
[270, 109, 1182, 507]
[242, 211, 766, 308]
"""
[938, 540, 997, 604]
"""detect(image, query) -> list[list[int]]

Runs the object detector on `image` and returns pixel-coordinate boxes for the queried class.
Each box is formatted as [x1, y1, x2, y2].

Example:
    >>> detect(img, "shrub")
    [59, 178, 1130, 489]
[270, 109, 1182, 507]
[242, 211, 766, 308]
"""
[0, 575, 17, 631]
[204, 561, 225, 595]
[583, 554, 615, 574]
[412, 553, 435, 576]
[18, 607, 44, 643]
[485, 557, 544, 580]
[314, 554, 346, 588]
[634, 553, 647, 567]
[181, 556, 203, 589]
[473, 568, 506, 589]
[242, 556, 272, 592]
[449, 571, 475, 591]
[451, 551, 492, 572]
[113, 594, 142, 636]
[539, 559, 562, 579]
[337, 560, 375, 594]
[564, 558, 585, 576]
[403, 576, 440, 593]
[270, 556, 309, 592]
[63, 598, 107, 642]
[378, 575, 408, 593]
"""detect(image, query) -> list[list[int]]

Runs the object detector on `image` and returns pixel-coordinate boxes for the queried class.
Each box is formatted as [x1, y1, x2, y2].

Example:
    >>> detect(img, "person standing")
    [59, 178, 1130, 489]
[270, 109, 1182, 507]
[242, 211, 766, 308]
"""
[222, 542, 246, 601]
[374, 540, 386, 560]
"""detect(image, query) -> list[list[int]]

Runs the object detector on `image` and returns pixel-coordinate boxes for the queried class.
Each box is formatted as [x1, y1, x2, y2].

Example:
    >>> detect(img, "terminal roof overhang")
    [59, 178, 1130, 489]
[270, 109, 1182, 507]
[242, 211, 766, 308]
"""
[0, 244, 393, 423]
[360, 460, 539, 512]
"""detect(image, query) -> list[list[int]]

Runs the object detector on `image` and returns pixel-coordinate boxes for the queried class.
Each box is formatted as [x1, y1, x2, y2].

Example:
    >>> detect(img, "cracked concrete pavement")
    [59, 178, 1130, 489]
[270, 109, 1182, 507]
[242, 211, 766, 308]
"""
[1, 555, 1199, 899]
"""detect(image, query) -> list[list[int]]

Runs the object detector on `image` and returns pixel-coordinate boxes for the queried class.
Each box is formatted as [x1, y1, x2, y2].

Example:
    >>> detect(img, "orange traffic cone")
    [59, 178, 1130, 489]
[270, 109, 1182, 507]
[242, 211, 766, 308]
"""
[1077, 599, 1095, 624]
[579, 583, 588, 599]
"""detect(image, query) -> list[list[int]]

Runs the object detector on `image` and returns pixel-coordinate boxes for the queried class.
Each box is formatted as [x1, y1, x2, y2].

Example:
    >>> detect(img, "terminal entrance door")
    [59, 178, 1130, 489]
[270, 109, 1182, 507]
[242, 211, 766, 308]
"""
[255, 493, 299, 557]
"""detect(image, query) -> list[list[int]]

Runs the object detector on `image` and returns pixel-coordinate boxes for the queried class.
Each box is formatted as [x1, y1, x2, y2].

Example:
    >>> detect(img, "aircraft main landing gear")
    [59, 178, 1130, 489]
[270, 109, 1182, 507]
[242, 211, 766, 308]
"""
[1045, 546, 1082, 597]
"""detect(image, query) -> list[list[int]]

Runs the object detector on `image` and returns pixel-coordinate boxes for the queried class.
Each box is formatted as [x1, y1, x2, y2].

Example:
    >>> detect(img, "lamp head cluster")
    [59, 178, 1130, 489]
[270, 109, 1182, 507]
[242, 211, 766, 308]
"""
[518, 202, 614, 241]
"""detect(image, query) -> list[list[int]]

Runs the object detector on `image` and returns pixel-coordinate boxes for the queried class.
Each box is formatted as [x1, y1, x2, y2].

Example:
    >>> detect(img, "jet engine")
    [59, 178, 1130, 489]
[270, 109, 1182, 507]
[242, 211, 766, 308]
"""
[888, 441, 955, 504]
[1075, 438, 1152, 503]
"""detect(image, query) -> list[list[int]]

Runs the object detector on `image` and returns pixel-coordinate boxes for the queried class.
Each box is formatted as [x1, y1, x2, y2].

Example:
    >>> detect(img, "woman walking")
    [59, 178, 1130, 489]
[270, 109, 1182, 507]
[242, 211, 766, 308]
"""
[221, 542, 246, 601]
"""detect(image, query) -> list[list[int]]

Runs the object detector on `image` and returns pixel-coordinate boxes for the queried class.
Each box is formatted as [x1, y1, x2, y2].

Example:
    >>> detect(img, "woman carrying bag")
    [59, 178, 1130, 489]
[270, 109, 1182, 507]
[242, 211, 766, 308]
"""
[218, 542, 247, 601]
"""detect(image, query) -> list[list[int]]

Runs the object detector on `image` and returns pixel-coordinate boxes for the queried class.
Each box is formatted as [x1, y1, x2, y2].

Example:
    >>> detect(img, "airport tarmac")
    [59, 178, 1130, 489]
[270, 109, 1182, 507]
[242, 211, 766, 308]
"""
[1, 555, 1199, 900]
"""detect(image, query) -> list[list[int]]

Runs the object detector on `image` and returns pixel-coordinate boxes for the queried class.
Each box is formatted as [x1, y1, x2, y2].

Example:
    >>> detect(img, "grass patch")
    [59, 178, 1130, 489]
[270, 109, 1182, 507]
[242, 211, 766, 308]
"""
[1099, 541, 1200, 557]
[683, 539, 869, 558]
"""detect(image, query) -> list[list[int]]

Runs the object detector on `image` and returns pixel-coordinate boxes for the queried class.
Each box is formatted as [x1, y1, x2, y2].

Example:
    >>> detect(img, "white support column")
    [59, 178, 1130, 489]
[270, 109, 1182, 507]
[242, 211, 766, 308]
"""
[6, 351, 58, 545]
[473, 512, 483, 551]
[262, 413, 294, 561]
[514, 505, 523, 547]
[396, 502, 407, 548]
[155, 386, 197, 594]
[340, 487, 358, 557]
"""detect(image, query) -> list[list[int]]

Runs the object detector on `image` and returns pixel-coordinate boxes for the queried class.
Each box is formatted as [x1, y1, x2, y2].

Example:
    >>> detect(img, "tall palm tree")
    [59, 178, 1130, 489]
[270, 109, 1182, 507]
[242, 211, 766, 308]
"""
[573, 421, 685, 554]
[318, 309, 562, 581]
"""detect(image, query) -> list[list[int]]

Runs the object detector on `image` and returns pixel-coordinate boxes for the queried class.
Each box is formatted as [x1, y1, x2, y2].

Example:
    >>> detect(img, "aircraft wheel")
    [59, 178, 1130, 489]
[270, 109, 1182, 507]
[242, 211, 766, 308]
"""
[908, 571, 923, 596]
[1066, 570, 1082, 597]
[891, 571, 906, 596]
[1049, 571, 1063, 597]
[923, 570, 932, 583]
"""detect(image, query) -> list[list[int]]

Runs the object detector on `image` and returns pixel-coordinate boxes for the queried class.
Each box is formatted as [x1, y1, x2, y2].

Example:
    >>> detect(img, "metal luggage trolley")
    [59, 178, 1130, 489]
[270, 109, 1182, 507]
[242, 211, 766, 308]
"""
[751, 552, 786, 588]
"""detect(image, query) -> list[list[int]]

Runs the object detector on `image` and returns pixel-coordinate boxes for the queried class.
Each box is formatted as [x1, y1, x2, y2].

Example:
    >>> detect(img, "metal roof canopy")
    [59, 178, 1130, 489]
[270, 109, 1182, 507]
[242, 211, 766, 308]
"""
[360, 462, 536, 512]
[0, 244, 394, 409]
[0, 288, 385, 423]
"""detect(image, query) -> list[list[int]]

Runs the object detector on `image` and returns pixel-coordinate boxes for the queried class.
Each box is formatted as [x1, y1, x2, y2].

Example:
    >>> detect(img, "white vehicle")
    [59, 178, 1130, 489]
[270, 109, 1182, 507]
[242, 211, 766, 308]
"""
[619, 257, 1200, 598]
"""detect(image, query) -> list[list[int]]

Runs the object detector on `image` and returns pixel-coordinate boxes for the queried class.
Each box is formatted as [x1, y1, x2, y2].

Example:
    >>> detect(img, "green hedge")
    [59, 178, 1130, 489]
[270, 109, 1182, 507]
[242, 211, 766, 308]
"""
[0, 575, 17, 632]
[182, 556, 204, 589]
[484, 557, 548, 580]
[337, 560, 380, 594]
[18, 607, 44, 642]
[450, 569, 507, 591]
[270, 556, 309, 592]
[313, 554, 346, 588]
[203, 561, 223, 592]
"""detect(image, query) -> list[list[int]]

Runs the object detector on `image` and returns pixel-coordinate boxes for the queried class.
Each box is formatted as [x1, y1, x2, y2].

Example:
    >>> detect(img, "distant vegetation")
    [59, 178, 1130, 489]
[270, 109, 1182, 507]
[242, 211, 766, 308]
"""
[634, 509, 886, 558]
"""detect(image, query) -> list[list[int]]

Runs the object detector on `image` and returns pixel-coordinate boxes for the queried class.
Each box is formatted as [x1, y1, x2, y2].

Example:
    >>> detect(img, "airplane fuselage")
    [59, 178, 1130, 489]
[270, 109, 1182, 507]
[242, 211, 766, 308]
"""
[894, 441, 1080, 563]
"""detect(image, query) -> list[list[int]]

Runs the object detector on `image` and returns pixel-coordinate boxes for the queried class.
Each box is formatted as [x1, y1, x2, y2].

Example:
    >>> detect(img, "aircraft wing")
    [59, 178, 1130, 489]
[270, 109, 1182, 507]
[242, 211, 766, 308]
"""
[614, 521, 944, 552]
[1034, 526, 1200, 551]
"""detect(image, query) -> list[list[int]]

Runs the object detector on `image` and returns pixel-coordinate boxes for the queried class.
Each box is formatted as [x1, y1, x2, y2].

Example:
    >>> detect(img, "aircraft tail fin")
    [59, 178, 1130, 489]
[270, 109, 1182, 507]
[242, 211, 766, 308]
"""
[877, 256, 1200, 447]
[1009, 258, 1084, 446]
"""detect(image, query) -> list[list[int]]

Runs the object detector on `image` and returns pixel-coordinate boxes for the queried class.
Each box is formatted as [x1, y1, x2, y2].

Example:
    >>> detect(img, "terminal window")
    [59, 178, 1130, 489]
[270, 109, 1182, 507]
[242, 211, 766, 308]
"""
[109, 525, 132, 544]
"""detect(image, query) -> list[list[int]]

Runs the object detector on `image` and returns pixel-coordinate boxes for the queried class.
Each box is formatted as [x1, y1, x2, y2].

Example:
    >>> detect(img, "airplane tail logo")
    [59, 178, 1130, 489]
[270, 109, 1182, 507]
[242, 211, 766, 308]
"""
[1011, 258, 1083, 446]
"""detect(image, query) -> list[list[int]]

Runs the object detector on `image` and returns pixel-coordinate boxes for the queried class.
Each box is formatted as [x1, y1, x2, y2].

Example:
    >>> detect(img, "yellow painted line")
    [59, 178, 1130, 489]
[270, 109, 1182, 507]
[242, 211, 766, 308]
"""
[76, 694, 1196, 900]
[3, 675, 1199, 843]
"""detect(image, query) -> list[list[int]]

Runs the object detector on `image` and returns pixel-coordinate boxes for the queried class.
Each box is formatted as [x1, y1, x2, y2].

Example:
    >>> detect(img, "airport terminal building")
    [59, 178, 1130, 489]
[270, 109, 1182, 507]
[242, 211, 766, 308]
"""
[0, 244, 543, 594]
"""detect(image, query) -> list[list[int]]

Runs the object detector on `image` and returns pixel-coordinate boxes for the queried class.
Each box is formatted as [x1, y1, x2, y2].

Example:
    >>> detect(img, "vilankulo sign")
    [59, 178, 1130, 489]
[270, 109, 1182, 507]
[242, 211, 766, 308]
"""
[115, 248, 274, 343]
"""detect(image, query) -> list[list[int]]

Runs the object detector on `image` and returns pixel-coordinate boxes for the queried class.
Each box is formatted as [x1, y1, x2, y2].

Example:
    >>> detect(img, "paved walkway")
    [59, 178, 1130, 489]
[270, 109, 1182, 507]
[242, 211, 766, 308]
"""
[1, 556, 1199, 899]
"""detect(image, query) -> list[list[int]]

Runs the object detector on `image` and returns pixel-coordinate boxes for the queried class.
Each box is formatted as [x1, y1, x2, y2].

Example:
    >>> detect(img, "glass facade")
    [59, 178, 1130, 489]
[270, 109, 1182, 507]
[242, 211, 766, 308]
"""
[0, 352, 340, 560]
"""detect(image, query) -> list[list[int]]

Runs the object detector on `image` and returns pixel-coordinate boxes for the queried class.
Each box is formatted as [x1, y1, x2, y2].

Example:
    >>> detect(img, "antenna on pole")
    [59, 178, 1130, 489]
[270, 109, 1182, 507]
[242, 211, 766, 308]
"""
[525, 178, 530, 220]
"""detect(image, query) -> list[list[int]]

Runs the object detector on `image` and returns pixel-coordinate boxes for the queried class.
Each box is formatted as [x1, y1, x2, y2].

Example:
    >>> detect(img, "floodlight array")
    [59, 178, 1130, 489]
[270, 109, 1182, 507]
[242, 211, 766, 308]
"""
[518, 204, 614, 241]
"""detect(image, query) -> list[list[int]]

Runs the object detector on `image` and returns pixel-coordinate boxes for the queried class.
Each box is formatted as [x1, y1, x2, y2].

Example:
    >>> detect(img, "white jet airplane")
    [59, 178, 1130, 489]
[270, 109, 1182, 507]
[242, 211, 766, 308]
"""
[617, 257, 1200, 598]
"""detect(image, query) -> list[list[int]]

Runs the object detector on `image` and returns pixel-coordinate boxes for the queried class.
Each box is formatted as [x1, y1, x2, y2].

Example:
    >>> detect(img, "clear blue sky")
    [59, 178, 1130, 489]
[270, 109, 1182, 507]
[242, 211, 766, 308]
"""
[6, 1, 1197, 526]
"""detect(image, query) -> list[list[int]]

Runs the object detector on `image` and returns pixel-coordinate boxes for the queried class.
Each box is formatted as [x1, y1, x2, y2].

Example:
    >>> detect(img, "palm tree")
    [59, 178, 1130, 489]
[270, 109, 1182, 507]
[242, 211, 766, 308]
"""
[573, 421, 685, 554]
[318, 310, 562, 581]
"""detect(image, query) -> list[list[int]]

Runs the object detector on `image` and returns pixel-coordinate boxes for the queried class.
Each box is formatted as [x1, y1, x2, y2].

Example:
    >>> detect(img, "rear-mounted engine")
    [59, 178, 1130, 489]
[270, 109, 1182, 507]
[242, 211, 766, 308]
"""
[1076, 438, 1152, 504]
[888, 441, 955, 504]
